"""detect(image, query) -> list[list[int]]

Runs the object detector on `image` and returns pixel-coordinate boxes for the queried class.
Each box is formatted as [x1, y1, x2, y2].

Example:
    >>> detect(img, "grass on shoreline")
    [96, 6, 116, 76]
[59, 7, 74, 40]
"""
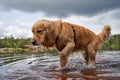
[0, 46, 58, 54]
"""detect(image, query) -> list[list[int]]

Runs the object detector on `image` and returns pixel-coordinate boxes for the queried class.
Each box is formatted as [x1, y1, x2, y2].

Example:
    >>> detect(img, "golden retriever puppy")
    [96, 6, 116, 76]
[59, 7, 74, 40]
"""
[31, 19, 111, 68]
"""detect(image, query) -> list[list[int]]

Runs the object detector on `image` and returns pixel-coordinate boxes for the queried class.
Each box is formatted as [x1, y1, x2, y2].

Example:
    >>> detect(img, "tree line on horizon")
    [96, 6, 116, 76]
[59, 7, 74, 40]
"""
[0, 35, 31, 48]
[0, 34, 120, 51]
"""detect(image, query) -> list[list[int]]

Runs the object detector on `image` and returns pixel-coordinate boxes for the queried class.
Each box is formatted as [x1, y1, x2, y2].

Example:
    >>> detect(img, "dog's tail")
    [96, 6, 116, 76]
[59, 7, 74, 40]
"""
[99, 25, 111, 41]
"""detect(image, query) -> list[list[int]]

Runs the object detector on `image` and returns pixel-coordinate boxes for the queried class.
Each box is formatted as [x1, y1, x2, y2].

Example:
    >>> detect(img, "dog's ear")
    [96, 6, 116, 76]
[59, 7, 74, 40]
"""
[40, 20, 57, 47]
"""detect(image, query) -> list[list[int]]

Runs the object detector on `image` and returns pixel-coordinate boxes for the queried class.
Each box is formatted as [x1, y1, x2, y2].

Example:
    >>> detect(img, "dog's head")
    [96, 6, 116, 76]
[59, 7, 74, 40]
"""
[31, 19, 61, 47]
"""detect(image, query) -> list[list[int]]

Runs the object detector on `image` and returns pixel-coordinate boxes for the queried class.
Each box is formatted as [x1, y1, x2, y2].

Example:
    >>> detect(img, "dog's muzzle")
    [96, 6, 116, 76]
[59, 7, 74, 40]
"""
[31, 40, 40, 46]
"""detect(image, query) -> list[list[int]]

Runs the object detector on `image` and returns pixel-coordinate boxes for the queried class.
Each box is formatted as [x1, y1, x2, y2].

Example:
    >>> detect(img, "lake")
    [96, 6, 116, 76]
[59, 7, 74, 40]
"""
[0, 51, 120, 80]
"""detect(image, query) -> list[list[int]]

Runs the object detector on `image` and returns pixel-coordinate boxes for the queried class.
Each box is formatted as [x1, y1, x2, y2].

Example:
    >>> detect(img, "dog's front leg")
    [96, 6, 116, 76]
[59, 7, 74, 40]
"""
[59, 42, 75, 69]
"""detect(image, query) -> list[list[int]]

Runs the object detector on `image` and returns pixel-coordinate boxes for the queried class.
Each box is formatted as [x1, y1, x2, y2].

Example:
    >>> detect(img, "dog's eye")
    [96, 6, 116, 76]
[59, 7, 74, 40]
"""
[32, 30, 34, 33]
[37, 30, 42, 33]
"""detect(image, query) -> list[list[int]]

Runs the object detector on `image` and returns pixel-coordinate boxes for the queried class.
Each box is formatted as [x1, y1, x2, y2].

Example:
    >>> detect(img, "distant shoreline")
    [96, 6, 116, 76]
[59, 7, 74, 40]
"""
[0, 47, 58, 54]
[0, 48, 31, 53]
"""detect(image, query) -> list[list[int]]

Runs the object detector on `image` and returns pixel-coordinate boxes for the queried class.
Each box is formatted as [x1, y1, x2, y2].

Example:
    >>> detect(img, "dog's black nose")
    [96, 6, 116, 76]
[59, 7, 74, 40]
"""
[31, 41, 36, 45]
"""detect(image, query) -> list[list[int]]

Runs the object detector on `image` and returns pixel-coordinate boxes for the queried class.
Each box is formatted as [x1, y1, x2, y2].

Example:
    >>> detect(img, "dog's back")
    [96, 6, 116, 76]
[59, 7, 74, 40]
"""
[71, 24, 97, 51]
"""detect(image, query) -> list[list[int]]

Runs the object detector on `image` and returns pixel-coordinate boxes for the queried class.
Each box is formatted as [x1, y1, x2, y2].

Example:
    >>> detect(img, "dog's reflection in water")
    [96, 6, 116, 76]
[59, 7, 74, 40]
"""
[47, 67, 98, 80]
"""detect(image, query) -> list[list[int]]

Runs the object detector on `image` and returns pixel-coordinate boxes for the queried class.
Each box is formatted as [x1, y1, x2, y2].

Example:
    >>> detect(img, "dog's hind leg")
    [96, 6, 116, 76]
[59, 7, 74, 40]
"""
[83, 50, 89, 65]
[83, 42, 91, 65]
[87, 47, 97, 66]
[87, 39, 102, 67]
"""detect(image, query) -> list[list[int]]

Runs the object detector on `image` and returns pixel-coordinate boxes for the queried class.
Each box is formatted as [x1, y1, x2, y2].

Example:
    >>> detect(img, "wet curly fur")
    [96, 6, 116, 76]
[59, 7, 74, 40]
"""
[31, 19, 111, 68]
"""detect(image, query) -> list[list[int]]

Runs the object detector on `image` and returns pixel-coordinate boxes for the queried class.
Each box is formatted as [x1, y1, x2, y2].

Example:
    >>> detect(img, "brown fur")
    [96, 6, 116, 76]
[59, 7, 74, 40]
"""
[31, 19, 111, 68]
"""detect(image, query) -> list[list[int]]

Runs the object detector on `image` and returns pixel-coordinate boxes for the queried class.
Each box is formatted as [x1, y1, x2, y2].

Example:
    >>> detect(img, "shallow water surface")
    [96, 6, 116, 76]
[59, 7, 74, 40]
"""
[0, 51, 120, 80]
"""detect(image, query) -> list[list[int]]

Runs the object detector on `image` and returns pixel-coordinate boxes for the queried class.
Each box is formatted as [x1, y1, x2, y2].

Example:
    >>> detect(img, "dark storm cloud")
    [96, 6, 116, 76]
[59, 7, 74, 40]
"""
[0, 0, 120, 17]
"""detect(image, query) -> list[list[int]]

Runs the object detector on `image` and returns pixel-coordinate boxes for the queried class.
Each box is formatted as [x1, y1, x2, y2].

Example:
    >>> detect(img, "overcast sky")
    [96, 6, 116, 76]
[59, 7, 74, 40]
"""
[0, 0, 120, 38]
